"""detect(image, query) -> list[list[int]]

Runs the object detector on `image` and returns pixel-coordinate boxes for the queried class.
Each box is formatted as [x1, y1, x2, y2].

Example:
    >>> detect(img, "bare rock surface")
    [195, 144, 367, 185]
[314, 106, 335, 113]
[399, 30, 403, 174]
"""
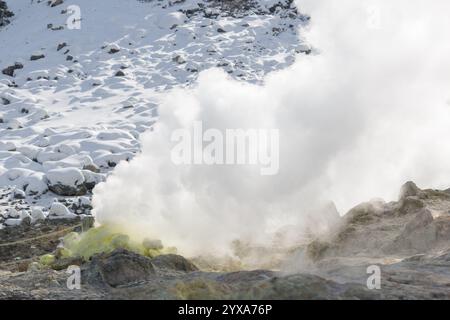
[83, 249, 157, 288]
[1, 182, 450, 300]
[0, 248, 379, 300]
[310, 182, 450, 258]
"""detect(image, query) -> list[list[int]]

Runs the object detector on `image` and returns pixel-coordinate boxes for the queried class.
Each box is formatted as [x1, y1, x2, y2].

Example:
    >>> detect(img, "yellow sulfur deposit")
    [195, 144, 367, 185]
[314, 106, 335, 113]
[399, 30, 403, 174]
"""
[39, 254, 56, 266]
[60, 225, 174, 261]
[55, 247, 73, 259]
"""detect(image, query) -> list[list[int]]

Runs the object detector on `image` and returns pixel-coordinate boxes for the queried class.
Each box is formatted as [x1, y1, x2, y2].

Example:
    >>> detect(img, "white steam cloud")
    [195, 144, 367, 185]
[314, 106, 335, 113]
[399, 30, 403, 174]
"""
[93, 0, 450, 256]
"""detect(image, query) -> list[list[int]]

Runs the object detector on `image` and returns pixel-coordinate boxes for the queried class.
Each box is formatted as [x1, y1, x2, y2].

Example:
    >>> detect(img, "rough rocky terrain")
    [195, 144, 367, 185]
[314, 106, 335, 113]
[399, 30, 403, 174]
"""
[1, 182, 449, 299]
[0, 248, 379, 300]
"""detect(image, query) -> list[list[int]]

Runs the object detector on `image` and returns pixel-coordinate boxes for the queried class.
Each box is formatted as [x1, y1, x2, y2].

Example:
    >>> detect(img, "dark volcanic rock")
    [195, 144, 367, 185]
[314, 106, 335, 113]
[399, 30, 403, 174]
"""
[2, 63, 24, 77]
[49, 0, 64, 8]
[57, 42, 67, 51]
[84, 249, 156, 288]
[30, 54, 45, 61]
[108, 48, 120, 54]
[115, 70, 125, 77]
[0, 1, 14, 27]
[181, 0, 305, 20]
[48, 183, 87, 196]
[1, 97, 10, 105]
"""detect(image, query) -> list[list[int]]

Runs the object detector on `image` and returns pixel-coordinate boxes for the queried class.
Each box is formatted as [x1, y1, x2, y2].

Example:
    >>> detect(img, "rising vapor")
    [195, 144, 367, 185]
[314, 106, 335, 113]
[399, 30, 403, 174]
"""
[92, 0, 450, 256]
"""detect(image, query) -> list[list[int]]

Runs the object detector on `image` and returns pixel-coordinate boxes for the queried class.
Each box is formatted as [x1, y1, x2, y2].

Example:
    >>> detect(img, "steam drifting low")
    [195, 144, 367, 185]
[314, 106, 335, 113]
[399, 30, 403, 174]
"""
[93, 0, 450, 255]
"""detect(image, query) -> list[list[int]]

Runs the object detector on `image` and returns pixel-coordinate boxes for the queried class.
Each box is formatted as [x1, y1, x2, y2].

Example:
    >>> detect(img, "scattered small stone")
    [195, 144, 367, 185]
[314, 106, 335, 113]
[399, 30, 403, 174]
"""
[108, 48, 120, 54]
[12, 188, 26, 200]
[172, 55, 186, 64]
[57, 42, 67, 51]
[30, 54, 45, 61]
[49, 0, 64, 8]
[2, 62, 24, 77]
[50, 25, 64, 31]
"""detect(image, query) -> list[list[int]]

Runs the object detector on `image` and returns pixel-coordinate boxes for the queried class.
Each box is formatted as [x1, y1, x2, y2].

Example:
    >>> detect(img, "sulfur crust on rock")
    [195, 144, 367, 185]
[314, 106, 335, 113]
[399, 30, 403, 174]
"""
[60, 225, 176, 261]
[39, 254, 56, 266]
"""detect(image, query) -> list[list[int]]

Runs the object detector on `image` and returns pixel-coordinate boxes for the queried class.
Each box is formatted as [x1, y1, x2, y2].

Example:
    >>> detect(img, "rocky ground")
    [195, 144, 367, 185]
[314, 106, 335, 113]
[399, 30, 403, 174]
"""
[0, 182, 449, 300]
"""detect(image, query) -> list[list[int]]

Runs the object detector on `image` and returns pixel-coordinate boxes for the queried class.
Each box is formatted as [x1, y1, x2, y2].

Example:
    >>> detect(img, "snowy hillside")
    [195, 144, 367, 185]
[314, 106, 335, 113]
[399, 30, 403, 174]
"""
[0, 0, 309, 227]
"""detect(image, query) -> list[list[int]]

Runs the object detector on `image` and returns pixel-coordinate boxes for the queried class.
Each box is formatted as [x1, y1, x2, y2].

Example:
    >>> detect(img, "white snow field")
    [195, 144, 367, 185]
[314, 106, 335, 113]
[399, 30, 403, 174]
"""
[0, 0, 309, 227]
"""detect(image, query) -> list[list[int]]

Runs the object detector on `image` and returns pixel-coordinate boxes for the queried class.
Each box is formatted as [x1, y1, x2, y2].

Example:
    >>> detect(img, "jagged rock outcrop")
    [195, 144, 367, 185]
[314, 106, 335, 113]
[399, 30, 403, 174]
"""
[307, 182, 450, 259]
[82, 249, 202, 288]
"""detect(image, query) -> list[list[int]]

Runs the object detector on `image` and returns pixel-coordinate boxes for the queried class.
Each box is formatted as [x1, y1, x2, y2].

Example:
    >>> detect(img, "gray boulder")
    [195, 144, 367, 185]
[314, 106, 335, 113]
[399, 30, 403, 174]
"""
[46, 168, 87, 196]
[2, 62, 23, 77]
[399, 181, 422, 199]
[84, 249, 156, 288]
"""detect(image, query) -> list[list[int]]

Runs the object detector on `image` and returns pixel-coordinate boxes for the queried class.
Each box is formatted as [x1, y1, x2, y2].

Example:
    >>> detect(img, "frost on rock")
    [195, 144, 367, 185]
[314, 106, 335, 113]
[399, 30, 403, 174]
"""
[24, 174, 49, 196]
[46, 168, 87, 196]
[31, 208, 47, 222]
[6, 208, 20, 219]
[49, 202, 77, 219]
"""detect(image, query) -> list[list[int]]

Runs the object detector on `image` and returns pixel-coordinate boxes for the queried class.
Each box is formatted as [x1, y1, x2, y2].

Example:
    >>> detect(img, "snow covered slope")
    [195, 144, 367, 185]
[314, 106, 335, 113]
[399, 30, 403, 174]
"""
[0, 0, 308, 227]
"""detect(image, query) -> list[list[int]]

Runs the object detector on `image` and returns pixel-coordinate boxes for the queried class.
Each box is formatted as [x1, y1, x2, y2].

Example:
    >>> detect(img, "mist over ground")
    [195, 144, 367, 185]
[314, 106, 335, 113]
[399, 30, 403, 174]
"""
[93, 0, 450, 256]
